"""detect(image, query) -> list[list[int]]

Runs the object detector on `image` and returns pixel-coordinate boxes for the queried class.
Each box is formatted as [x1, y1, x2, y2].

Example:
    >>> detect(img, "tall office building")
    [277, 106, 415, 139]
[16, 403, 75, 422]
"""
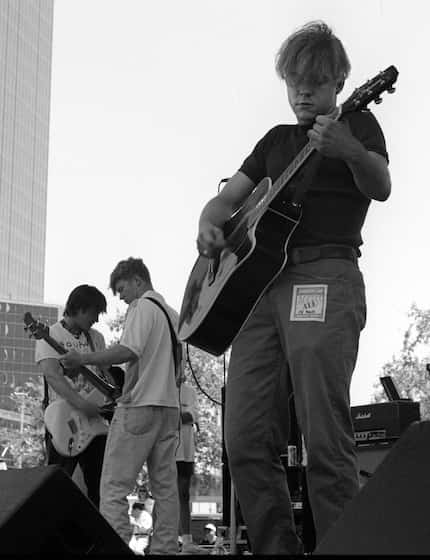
[0, 0, 54, 303]
[0, 1, 57, 418]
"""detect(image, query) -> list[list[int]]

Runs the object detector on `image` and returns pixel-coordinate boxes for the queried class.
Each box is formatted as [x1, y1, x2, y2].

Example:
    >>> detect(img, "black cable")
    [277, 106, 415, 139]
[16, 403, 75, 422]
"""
[186, 343, 222, 407]
[174, 382, 182, 455]
[223, 353, 227, 386]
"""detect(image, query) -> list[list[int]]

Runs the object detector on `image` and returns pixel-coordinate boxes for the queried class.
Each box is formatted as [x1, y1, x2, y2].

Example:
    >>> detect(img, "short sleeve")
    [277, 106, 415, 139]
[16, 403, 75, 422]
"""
[89, 328, 106, 352]
[120, 299, 155, 358]
[35, 338, 60, 363]
[238, 127, 279, 184]
[345, 110, 389, 163]
[35, 323, 63, 363]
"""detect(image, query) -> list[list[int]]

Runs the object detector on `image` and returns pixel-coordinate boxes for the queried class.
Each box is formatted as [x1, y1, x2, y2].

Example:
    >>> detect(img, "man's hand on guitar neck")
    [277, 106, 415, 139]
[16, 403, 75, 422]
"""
[307, 114, 391, 201]
[307, 114, 358, 160]
[61, 349, 84, 369]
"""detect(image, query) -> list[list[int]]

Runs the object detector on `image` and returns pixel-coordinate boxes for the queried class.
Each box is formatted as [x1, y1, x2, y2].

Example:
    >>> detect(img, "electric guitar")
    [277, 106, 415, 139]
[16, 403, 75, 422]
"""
[24, 312, 123, 456]
[178, 66, 399, 356]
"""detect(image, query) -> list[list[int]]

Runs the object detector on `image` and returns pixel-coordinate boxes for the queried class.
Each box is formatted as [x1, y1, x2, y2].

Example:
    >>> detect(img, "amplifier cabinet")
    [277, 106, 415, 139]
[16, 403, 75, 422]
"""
[351, 401, 420, 443]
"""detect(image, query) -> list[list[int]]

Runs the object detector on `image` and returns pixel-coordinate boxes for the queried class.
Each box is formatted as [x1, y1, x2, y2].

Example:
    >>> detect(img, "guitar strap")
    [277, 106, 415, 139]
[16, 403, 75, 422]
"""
[83, 329, 111, 384]
[42, 377, 50, 410]
[84, 329, 95, 351]
[42, 326, 53, 410]
[145, 297, 182, 387]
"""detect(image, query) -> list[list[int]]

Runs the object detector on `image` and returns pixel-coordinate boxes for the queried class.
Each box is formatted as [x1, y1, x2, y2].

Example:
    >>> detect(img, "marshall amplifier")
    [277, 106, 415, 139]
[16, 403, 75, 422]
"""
[351, 401, 420, 444]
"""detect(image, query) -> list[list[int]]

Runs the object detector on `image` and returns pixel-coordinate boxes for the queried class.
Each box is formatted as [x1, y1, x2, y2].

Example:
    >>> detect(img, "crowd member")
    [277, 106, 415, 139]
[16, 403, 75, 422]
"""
[62, 257, 180, 555]
[35, 284, 109, 508]
[199, 523, 217, 546]
[129, 501, 153, 555]
[176, 372, 201, 554]
[196, 21, 391, 554]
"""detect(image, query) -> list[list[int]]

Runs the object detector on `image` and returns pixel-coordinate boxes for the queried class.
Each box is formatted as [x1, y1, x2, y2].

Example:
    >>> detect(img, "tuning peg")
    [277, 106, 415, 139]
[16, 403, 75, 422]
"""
[374, 97, 383, 104]
[387, 86, 396, 94]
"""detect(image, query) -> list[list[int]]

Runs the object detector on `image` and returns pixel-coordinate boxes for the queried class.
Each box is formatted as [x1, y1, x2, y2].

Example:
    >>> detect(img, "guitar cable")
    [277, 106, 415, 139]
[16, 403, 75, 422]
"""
[185, 343, 223, 407]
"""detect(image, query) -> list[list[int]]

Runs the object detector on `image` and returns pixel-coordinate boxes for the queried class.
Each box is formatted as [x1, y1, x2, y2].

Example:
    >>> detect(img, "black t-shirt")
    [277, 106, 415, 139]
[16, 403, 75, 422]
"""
[238, 110, 388, 249]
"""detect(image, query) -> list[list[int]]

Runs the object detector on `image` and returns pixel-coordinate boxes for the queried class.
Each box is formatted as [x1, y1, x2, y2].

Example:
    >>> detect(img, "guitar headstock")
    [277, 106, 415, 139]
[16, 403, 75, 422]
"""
[342, 65, 399, 115]
[23, 312, 49, 340]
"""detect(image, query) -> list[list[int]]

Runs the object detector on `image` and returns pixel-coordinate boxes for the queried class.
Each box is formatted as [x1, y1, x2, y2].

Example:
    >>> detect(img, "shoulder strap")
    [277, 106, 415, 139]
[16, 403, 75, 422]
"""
[42, 377, 50, 410]
[83, 329, 112, 385]
[145, 297, 182, 386]
[84, 329, 96, 352]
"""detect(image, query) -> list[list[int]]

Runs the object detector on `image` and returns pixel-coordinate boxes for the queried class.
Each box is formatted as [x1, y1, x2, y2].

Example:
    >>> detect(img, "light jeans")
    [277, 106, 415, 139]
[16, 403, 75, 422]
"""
[225, 257, 366, 554]
[100, 405, 180, 555]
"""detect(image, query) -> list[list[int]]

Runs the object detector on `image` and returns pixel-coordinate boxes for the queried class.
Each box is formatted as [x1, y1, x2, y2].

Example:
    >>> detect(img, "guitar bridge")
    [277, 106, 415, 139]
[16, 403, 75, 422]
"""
[207, 256, 220, 286]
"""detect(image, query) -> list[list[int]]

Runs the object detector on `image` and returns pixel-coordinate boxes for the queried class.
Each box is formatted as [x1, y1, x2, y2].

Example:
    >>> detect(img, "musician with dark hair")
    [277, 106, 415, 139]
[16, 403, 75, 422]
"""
[62, 257, 180, 555]
[35, 284, 110, 508]
[196, 21, 391, 554]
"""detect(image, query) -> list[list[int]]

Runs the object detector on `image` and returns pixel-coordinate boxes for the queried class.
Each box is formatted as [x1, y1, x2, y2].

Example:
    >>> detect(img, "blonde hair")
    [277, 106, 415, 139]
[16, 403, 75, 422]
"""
[110, 257, 151, 294]
[275, 21, 350, 86]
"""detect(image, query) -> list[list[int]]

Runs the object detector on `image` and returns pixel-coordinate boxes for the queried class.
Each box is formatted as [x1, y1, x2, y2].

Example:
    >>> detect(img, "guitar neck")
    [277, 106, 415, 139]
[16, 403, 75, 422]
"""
[43, 333, 68, 356]
[265, 107, 343, 207]
[44, 332, 118, 400]
[271, 141, 315, 201]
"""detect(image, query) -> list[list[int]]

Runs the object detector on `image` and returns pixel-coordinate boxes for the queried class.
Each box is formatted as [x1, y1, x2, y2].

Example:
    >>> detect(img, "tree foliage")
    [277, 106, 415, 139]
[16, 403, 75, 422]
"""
[105, 309, 125, 345]
[0, 379, 46, 468]
[185, 344, 226, 496]
[372, 304, 430, 419]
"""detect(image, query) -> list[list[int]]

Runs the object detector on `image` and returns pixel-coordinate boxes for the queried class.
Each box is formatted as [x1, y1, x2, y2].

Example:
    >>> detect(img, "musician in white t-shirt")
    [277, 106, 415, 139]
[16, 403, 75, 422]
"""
[35, 284, 110, 508]
[61, 258, 180, 555]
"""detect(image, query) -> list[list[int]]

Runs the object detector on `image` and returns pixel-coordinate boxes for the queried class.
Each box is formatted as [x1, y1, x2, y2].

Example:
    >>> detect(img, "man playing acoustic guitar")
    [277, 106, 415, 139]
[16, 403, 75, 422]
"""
[35, 284, 113, 508]
[196, 21, 391, 555]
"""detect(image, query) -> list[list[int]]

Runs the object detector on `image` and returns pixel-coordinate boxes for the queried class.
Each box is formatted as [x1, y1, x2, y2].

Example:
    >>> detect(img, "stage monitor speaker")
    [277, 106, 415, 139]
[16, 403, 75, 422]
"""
[356, 440, 395, 488]
[0, 465, 132, 555]
[315, 421, 430, 555]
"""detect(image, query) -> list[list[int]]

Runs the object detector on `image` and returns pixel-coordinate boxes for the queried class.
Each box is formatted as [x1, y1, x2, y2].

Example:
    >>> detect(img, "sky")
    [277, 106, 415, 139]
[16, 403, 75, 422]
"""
[45, 0, 430, 406]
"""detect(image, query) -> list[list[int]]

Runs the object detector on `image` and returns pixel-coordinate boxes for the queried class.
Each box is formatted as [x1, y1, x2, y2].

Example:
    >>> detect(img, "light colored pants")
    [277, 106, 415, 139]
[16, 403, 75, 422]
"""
[100, 405, 180, 555]
[225, 257, 366, 554]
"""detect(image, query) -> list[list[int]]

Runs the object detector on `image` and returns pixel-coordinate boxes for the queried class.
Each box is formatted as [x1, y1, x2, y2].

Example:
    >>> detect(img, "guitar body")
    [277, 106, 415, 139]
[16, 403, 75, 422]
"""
[44, 389, 109, 457]
[178, 177, 301, 356]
